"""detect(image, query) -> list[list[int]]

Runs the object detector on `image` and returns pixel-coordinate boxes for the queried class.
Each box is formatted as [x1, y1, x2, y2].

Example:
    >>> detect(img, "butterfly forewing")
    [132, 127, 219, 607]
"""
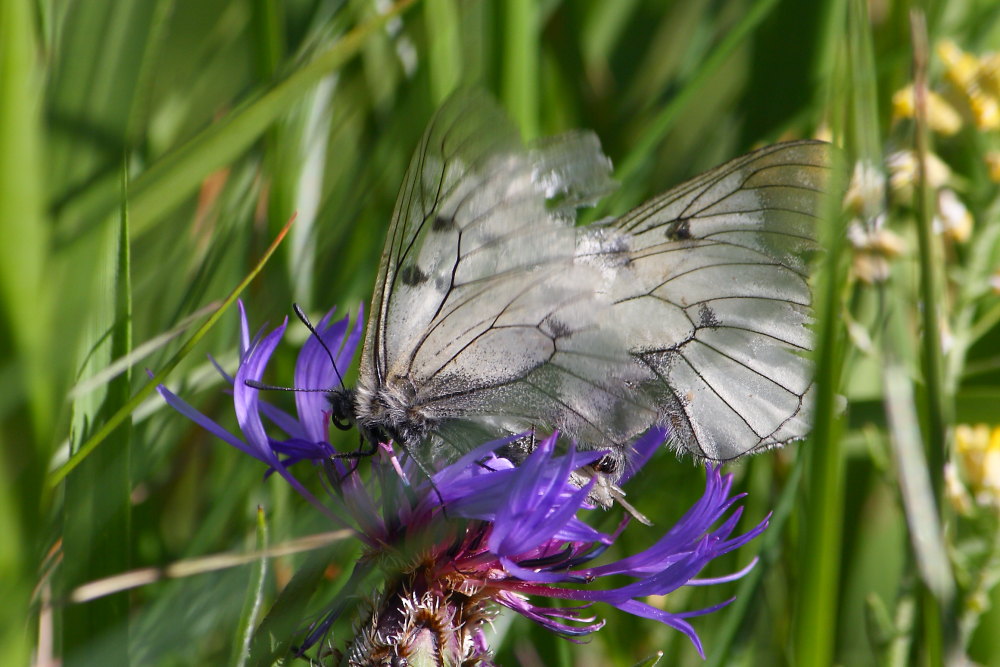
[354, 91, 648, 461]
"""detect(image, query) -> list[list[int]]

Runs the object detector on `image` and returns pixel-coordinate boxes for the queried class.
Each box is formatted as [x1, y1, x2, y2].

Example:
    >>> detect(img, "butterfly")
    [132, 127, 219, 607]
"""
[327, 89, 829, 489]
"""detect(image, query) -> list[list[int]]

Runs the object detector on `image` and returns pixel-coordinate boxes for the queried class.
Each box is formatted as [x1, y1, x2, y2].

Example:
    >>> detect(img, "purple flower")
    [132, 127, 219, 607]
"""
[158, 302, 769, 663]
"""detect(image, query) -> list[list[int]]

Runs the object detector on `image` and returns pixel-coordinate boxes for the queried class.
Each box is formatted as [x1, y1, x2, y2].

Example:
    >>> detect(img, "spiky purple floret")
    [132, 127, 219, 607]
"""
[158, 302, 768, 659]
[156, 302, 364, 530]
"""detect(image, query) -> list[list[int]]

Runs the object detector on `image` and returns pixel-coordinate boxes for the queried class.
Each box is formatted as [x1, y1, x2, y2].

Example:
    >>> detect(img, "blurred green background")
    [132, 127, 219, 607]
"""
[3, 0, 1000, 664]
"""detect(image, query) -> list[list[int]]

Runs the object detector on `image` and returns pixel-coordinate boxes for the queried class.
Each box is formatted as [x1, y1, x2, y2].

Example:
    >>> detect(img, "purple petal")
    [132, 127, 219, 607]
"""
[294, 309, 348, 442]
[613, 599, 706, 658]
[688, 557, 758, 586]
[238, 300, 251, 358]
[156, 384, 259, 461]
[582, 466, 735, 578]
[257, 399, 309, 442]
[489, 438, 595, 555]
[618, 427, 667, 484]
[271, 437, 336, 460]
[234, 320, 288, 461]
[499, 556, 578, 584]
[208, 354, 235, 385]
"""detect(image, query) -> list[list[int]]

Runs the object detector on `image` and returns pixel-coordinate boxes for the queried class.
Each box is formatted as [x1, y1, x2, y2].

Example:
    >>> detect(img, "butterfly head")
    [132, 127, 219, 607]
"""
[327, 387, 356, 432]
[325, 386, 394, 457]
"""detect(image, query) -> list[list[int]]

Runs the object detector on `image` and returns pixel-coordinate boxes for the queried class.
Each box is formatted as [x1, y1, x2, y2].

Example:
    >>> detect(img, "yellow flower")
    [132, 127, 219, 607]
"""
[969, 91, 1000, 130]
[843, 161, 885, 217]
[955, 424, 1000, 508]
[891, 84, 963, 135]
[886, 150, 951, 202]
[981, 53, 1000, 99]
[986, 152, 1000, 183]
[847, 216, 906, 284]
[935, 189, 973, 243]
[936, 41, 1000, 131]
[938, 40, 980, 91]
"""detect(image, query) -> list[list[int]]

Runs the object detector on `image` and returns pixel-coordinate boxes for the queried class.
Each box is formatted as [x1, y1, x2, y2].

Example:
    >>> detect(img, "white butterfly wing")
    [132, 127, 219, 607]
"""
[358, 90, 829, 467]
[580, 141, 829, 460]
[356, 91, 654, 457]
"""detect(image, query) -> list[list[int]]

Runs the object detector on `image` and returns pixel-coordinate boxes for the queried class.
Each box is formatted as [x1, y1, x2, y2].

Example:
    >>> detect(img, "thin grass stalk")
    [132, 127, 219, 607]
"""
[792, 22, 851, 667]
[909, 10, 959, 665]
[0, 0, 51, 663]
[62, 158, 134, 666]
[909, 9, 949, 528]
[423, 0, 461, 104]
[230, 507, 269, 667]
[502, 0, 539, 140]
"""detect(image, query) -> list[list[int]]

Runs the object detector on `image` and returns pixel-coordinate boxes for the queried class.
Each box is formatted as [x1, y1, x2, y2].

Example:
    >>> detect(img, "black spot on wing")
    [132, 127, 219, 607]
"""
[698, 304, 720, 328]
[544, 317, 572, 338]
[400, 264, 428, 286]
[665, 217, 692, 240]
[432, 214, 454, 231]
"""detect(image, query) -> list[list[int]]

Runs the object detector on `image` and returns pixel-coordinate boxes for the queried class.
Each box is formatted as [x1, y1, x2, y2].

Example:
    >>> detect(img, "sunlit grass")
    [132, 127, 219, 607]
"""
[4, 0, 1000, 664]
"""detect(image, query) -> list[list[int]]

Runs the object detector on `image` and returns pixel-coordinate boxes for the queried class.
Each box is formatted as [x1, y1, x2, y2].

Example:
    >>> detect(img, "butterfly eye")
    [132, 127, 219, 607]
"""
[593, 455, 618, 475]
[327, 388, 355, 431]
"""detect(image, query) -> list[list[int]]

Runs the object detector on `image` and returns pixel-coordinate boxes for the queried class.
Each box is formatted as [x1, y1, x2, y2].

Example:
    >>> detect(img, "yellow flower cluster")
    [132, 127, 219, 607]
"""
[951, 424, 1000, 511]
[892, 84, 962, 136]
[892, 40, 1000, 184]
[844, 161, 900, 284]
[842, 149, 969, 282]
[938, 41, 1000, 132]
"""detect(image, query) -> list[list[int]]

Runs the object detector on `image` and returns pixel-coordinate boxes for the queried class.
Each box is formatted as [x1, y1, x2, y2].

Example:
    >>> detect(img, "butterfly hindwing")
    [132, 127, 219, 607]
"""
[581, 141, 829, 460]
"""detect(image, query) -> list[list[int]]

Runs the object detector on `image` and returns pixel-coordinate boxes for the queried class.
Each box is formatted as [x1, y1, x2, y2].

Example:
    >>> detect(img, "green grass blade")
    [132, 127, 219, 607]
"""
[792, 40, 851, 667]
[251, 0, 284, 79]
[424, 0, 461, 103]
[624, 0, 778, 169]
[502, 0, 539, 140]
[0, 0, 52, 442]
[230, 507, 269, 667]
[62, 0, 418, 244]
[909, 11, 958, 664]
[597, 0, 781, 215]
[882, 361, 955, 645]
[793, 159, 849, 667]
[910, 12, 949, 500]
[62, 158, 133, 666]
[707, 456, 806, 666]
[0, 0, 52, 664]
[47, 216, 294, 489]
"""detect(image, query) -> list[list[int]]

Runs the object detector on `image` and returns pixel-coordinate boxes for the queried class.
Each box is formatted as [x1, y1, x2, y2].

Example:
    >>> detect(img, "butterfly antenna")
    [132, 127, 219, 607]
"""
[293, 303, 346, 390]
[243, 379, 330, 393]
